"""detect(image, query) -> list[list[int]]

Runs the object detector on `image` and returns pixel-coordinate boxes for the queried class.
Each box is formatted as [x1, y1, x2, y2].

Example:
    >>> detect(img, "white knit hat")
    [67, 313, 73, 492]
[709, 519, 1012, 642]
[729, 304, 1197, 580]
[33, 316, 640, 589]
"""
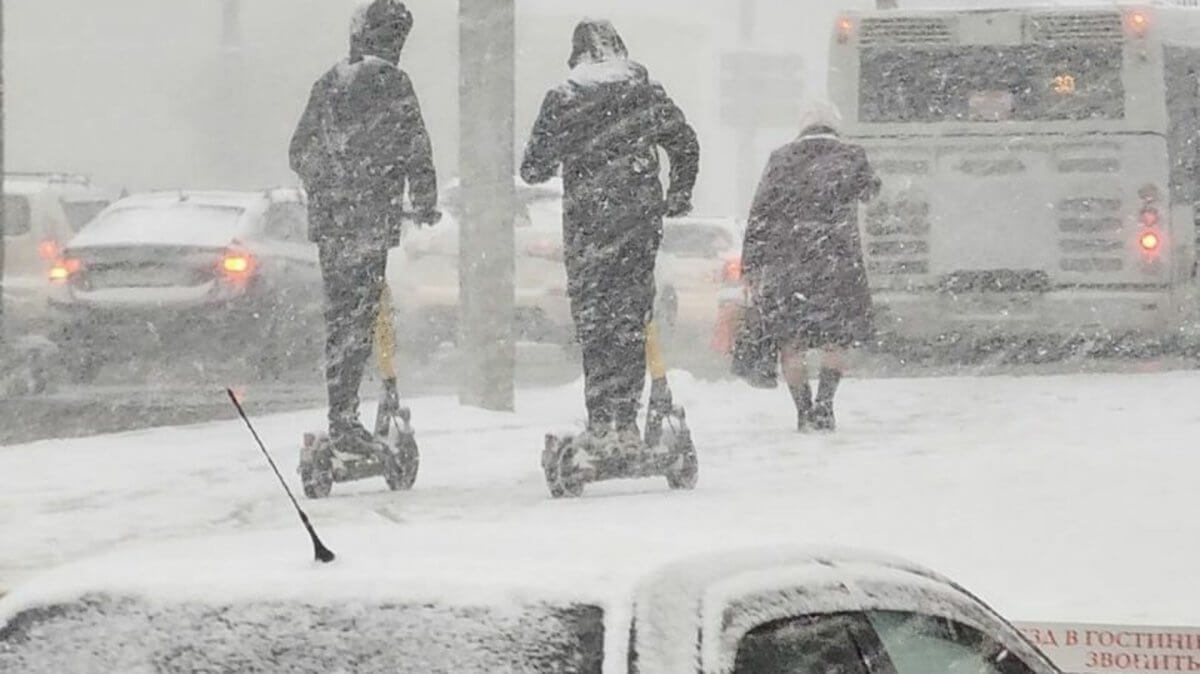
[799, 100, 844, 132]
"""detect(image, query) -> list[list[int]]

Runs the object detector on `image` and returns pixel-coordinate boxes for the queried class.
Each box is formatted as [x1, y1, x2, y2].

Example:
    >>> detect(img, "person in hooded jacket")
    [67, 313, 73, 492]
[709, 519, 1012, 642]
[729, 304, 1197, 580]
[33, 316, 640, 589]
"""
[742, 103, 880, 432]
[289, 0, 440, 457]
[521, 19, 700, 445]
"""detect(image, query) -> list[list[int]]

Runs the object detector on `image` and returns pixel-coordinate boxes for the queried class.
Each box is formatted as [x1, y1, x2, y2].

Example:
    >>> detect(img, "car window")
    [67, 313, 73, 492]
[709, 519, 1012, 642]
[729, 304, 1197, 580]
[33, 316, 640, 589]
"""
[867, 611, 1038, 674]
[735, 613, 876, 674]
[4, 195, 32, 237]
[661, 224, 735, 259]
[60, 199, 111, 232]
[264, 202, 308, 242]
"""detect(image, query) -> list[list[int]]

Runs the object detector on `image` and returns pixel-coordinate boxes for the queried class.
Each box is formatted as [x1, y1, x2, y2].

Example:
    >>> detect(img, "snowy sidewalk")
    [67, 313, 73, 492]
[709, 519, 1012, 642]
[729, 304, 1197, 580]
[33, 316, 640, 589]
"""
[1, 370, 1197, 625]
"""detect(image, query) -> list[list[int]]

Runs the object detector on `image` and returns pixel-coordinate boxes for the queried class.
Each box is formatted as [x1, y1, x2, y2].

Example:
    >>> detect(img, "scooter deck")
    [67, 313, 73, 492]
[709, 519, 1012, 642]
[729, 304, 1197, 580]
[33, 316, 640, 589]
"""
[542, 409, 699, 498]
[298, 405, 420, 500]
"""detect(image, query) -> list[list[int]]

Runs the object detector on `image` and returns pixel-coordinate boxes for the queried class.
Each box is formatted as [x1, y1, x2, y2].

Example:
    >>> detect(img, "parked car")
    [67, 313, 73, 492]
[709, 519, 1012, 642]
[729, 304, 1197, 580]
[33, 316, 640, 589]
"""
[0, 526, 1060, 674]
[392, 178, 741, 356]
[46, 188, 322, 382]
[2, 172, 117, 335]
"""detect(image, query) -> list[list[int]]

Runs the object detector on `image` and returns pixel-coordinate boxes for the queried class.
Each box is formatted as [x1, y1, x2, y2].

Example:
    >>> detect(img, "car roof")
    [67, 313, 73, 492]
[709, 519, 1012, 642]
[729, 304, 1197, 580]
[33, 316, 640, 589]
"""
[112, 189, 298, 210]
[0, 519, 952, 627]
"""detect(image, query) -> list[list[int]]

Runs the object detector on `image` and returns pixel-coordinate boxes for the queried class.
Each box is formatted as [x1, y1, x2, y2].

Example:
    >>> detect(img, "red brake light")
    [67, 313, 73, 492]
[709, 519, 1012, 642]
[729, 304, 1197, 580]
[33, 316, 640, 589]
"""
[1139, 230, 1162, 253]
[723, 256, 742, 283]
[836, 17, 854, 43]
[220, 248, 256, 279]
[1127, 11, 1150, 36]
[37, 240, 59, 261]
[49, 257, 81, 282]
[223, 255, 251, 274]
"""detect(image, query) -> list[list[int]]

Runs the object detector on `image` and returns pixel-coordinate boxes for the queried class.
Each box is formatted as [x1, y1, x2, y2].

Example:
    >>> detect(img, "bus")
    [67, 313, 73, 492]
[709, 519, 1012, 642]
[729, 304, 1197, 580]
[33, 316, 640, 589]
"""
[828, 2, 1200, 347]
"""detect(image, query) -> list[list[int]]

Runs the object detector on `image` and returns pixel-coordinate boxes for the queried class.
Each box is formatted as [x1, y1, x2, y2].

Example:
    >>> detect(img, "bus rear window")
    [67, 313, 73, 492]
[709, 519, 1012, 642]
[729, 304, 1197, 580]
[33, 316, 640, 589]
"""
[859, 44, 1125, 123]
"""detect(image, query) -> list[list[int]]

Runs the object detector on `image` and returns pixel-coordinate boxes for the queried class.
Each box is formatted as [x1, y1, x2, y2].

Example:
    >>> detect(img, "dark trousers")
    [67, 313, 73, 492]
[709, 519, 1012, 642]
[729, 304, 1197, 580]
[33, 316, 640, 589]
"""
[318, 240, 388, 430]
[568, 241, 656, 429]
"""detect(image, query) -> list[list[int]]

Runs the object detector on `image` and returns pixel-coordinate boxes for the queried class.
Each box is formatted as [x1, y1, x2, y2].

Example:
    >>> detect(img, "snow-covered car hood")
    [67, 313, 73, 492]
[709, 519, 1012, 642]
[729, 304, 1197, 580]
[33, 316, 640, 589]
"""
[0, 520, 1044, 673]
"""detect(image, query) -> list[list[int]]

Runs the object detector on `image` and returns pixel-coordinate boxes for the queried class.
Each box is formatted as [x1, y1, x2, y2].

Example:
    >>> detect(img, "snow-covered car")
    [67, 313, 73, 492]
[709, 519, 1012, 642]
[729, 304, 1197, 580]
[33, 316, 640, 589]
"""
[0, 525, 1059, 674]
[46, 188, 322, 382]
[2, 173, 117, 335]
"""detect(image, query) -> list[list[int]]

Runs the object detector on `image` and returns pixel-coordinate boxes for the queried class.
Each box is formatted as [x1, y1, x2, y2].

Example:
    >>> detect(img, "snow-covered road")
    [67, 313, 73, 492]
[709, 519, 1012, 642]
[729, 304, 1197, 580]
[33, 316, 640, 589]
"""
[2, 370, 1196, 625]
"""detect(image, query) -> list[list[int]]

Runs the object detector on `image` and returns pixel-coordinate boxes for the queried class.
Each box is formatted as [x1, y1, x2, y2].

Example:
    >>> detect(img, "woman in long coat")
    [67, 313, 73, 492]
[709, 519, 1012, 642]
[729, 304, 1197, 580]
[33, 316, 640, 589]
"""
[741, 103, 881, 431]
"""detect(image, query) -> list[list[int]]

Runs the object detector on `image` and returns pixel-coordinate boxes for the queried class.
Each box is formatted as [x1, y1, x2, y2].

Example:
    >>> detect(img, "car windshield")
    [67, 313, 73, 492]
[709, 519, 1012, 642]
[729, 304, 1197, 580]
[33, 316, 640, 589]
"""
[0, 596, 605, 673]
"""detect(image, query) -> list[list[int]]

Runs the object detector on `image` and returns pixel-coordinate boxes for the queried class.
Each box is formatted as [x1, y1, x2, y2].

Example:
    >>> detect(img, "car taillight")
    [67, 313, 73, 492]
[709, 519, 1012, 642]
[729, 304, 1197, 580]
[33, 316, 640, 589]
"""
[221, 248, 256, 279]
[37, 239, 59, 261]
[49, 257, 82, 282]
[722, 256, 742, 283]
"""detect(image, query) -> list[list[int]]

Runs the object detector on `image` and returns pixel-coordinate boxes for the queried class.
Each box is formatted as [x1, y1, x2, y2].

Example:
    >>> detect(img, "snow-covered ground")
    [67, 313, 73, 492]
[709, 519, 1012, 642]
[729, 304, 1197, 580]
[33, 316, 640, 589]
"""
[1, 370, 1196, 625]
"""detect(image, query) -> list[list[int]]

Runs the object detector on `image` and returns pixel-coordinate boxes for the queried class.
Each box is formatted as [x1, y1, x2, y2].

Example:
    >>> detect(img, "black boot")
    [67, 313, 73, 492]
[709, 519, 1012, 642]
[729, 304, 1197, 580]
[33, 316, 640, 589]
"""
[789, 382, 813, 432]
[812, 368, 842, 432]
[329, 418, 388, 458]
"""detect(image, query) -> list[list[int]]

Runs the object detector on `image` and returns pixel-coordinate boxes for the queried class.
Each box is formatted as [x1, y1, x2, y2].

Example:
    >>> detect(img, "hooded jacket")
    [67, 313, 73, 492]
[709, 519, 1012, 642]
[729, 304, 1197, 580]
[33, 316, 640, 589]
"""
[521, 20, 700, 260]
[289, 0, 436, 245]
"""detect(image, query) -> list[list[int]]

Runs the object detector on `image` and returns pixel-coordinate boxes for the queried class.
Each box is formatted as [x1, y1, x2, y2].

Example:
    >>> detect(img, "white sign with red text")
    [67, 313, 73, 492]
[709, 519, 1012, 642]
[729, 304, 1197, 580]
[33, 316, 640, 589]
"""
[1015, 623, 1200, 674]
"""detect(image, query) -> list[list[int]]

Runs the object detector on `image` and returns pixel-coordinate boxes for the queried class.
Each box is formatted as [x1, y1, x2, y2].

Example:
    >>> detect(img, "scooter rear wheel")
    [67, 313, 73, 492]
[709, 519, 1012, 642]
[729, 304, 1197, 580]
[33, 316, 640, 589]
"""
[383, 426, 420, 491]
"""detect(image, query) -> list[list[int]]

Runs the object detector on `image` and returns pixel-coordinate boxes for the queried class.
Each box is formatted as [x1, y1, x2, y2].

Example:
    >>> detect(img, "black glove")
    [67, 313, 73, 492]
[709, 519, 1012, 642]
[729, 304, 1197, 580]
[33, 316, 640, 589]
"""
[664, 192, 693, 218]
[413, 208, 442, 227]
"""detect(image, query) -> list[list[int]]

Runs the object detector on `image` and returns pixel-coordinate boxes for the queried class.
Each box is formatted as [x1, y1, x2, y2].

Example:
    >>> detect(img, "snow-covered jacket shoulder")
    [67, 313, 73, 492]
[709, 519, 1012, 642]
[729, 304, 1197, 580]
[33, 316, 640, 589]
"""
[288, 56, 436, 241]
[742, 127, 880, 276]
[519, 59, 699, 209]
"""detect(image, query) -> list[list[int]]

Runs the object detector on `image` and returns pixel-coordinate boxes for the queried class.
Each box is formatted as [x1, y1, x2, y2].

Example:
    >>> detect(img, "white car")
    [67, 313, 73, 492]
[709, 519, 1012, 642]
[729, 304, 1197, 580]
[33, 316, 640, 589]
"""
[47, 188, 322, 382]
[0, 524, 1060, 674]
[2, 173, 117, 336]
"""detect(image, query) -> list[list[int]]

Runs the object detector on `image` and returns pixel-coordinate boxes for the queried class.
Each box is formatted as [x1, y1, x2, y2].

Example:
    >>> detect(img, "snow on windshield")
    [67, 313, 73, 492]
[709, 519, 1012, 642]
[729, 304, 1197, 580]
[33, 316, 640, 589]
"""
[0, 595, 604, 674]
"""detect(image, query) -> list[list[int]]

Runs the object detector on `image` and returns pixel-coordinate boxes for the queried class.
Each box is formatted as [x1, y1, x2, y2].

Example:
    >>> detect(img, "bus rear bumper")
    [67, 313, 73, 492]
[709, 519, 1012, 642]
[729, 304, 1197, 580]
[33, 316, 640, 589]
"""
[873, 288, 1181, 340]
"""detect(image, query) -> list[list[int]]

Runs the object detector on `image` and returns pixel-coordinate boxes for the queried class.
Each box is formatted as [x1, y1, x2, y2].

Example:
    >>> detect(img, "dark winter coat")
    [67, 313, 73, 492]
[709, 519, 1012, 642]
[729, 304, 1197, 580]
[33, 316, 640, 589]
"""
[289, 55, 436, 247]
[520, 21, 700, 282]
[742, 125, 881, 348]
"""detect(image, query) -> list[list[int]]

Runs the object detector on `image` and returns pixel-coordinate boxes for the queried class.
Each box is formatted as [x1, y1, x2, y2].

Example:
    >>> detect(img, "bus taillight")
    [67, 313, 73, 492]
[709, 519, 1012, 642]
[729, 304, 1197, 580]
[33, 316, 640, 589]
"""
[836, 17, 854, 44]
[1127, 10, 1151, 37]
[1139, 230, 1162, 254]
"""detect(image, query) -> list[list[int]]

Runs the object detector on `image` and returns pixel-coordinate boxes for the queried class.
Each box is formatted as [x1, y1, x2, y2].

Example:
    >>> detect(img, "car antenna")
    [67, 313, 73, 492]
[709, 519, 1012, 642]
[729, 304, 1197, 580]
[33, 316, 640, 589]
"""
[225, 389, 336, 564]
